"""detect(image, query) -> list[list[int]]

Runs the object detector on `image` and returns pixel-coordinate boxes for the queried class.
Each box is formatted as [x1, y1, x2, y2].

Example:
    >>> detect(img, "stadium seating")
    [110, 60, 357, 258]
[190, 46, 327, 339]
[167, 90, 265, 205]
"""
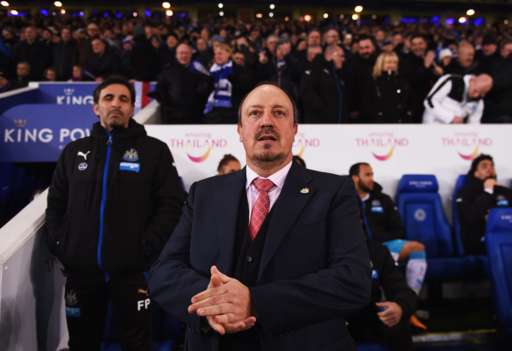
[485, 208, 512, 337]
[396, 174, 487, 282]
[452, 174, 467, 256]
[396, 175, 453, 257]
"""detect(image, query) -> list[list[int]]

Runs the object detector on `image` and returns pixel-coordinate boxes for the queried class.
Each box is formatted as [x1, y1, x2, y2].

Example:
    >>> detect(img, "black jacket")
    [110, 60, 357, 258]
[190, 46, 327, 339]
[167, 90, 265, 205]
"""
[483, 57, 512, 123]
[46, 119, 185, 275]
[362, 183, 405, 243]
[155, 62, 213, 124]
[299, 56, 347, 123]
[457, 175, 512, 254]
[401, 53, 439, 123]
[360, 72, 413, 123]
[13, 39, 52, 80]
[53, 40, 79, 80]
[83, 48, 121, 80]
[348, 240, 417, 348]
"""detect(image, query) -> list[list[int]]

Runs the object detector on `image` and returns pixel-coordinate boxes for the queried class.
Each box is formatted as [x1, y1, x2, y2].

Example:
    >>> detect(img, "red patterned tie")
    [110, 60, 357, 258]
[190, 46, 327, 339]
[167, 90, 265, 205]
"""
[249, 178, 275, 240]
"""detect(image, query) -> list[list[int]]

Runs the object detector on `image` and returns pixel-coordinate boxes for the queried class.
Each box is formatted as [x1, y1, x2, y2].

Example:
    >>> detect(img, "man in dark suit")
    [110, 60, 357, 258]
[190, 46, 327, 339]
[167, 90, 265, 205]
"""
[148, 83, 371, 351]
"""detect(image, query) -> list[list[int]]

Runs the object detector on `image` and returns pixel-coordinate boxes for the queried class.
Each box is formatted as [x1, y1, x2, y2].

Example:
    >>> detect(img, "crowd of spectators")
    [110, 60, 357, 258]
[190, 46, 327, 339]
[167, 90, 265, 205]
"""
[2, 14, 512, 123]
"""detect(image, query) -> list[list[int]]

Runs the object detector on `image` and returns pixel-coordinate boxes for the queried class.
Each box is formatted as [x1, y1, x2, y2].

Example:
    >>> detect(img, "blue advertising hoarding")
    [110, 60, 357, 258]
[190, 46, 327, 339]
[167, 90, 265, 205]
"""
[0, 104, 97, 162]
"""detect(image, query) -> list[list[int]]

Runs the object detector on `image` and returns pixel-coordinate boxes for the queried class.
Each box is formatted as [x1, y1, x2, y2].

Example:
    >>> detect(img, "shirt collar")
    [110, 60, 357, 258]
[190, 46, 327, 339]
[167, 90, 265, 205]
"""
[246, 161, 293, 191]
[361, 193, 370, 202]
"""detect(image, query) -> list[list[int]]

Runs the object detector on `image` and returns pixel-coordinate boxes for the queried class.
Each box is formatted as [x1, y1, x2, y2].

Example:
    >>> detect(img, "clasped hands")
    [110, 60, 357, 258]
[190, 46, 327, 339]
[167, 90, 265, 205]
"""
[188, 266, 257, 335]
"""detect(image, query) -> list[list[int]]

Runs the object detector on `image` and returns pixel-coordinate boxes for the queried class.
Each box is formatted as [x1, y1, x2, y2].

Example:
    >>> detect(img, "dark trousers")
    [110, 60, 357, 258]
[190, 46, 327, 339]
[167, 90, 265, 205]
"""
[65, 272, 151, 351]
[348, 312, 414, 351]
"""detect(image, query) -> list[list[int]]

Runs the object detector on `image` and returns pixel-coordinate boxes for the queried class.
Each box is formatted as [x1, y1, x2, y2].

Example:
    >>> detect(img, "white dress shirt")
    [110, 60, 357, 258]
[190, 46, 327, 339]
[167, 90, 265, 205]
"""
[245, 161, 293, 220]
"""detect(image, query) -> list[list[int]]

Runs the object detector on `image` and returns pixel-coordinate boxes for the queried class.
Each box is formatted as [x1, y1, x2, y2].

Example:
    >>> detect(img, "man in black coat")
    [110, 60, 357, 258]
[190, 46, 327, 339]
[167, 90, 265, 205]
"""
[348, 240, 417, 351]
[401, 34, 442, 123]
[299, 45, 347, 123]
[46, 77, 185, 351]
[347, 35, 378, 122]
[53, 27, 79, 81]
[83, 38, 121, 81]
[155, 42, 212, 124]
[482, 40, 512, 123]
[149, 83, 371, 351]
[457, 154, 512, 254]
[13, 25, 52, 80]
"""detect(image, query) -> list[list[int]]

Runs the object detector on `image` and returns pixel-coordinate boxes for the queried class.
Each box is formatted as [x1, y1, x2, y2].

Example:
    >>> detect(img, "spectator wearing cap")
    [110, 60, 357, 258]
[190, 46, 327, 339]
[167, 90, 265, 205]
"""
[438, 48, 453, 70]
[53, 27, 79, 80]
[477, 34, 500, 74]
[360, 51, 413, 123]
[446, 41, 479, 76]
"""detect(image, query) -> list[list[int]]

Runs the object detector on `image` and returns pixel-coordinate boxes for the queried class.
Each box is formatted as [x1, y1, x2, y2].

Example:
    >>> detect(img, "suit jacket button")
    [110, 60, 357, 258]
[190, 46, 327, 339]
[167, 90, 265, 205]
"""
[247, 256, 253, 263]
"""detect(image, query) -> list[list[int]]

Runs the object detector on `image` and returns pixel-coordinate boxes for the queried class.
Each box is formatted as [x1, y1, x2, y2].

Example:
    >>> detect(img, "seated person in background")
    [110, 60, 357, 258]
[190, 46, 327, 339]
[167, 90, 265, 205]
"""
[457, 154, 512, 255]
[11, 61, 31, 89]
[217, 153, 241, 175]
[350, 162, 427, 330]
[348, 239, 417, 351]
[44, 67, 57, 81]
[70, 64, 85, 81]
[422, 73, 492, 124]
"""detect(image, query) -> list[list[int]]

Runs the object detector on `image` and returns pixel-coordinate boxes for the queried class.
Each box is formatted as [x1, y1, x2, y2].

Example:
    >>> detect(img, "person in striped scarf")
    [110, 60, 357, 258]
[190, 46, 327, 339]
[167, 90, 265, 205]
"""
[203, 42, 253, 124]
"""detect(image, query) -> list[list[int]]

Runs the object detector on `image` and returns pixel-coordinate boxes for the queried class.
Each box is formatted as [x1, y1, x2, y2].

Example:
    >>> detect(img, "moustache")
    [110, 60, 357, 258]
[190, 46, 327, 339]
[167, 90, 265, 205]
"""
[255, 128, 279, 141]
[108, 109, 122, 117]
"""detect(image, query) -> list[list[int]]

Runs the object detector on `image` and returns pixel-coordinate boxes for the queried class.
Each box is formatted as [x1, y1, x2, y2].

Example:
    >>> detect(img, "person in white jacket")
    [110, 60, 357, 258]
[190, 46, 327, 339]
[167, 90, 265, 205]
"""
[422, 74, 492, 124]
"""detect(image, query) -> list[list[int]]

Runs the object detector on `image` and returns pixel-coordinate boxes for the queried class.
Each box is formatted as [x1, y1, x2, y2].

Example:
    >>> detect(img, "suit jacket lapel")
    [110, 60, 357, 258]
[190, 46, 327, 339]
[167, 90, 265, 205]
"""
[258, 163, 313, 279]
[216, 170, 246, 275]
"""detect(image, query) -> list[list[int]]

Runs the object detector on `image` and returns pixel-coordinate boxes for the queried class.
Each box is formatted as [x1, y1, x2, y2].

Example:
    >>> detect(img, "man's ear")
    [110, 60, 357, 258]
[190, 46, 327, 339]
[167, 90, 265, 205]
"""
[237, 124, 243, 142]
[93, 103, 99, 117]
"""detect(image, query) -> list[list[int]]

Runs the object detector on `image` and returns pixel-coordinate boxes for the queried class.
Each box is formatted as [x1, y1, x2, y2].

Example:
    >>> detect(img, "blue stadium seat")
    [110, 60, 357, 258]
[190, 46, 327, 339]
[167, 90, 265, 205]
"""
[396, 174, 487, 282]
[396, 175, 454, 257]
[485, 208, 512, 336]
[452, 174, 467, 256]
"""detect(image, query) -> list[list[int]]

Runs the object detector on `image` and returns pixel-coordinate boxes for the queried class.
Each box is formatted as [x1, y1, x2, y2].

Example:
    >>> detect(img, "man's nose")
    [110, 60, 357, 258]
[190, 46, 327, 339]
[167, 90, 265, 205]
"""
[260, 109, 275, 126]
[111, 97, 121, 107]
